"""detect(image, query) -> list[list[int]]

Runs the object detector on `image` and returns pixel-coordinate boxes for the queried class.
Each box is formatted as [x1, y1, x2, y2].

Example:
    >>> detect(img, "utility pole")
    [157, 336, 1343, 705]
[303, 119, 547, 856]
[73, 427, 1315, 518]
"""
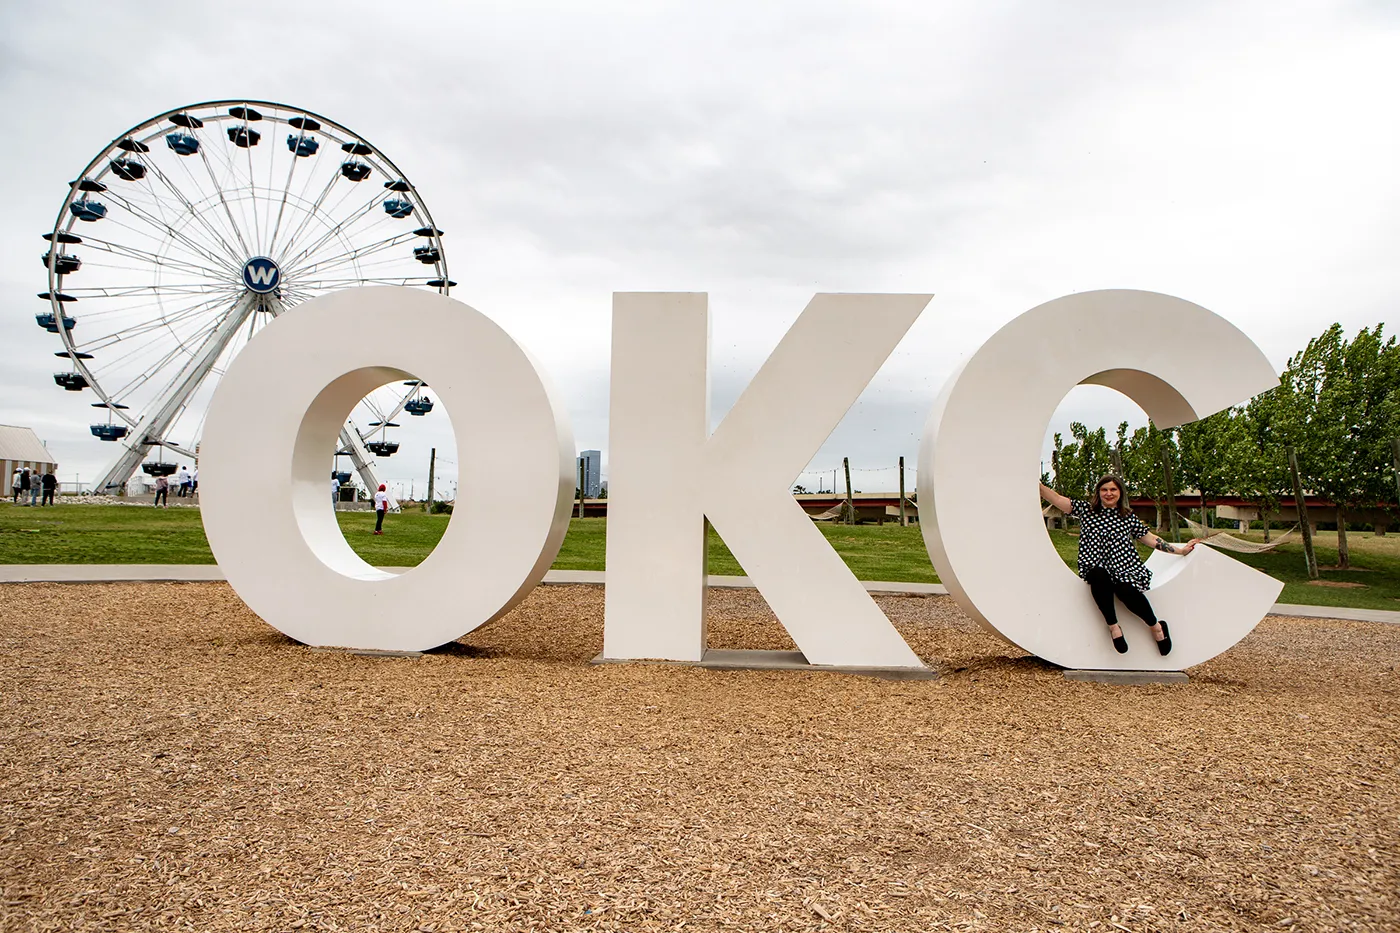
[1287, 445, 1319, 580]
[577, 458, 586, 520]
[898, 456, 907, 527]
[843, 457, 855, 525]
[426, 447, 436, 511]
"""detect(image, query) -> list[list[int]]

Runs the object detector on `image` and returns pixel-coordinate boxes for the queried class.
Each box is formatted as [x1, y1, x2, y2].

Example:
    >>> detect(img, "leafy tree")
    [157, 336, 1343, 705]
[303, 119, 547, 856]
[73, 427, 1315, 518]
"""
[1047, 432, 1063, 490]
[1177, 410, 1242, 528]
[1334, 325, 1400, 505]
[1036, 324, 1398, 561]
[1122, 423, 1182, 531]
[1112, 421, 1129, 478]
[1229, 397, 1292, 540]
[1052, 422, 1114, 499]
[1265, 323, 1400, 568]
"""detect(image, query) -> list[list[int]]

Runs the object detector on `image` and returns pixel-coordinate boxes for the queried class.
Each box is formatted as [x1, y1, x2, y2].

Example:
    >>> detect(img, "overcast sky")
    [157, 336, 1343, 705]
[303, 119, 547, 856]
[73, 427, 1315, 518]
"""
[2, 1, 1396, 496]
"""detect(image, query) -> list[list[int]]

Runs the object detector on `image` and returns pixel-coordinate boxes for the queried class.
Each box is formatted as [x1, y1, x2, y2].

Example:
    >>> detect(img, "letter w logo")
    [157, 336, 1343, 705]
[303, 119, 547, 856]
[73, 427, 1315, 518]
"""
[244, 259, 280, 292]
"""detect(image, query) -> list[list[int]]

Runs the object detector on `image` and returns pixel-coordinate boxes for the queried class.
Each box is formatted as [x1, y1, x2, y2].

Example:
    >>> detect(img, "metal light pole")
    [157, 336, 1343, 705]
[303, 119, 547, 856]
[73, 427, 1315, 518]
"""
[426, 447, 436, 510]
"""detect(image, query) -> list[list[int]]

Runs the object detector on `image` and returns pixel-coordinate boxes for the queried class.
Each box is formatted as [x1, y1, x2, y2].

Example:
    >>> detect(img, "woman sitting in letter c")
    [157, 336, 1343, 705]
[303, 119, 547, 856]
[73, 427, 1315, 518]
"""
[1039, 475, 1197, 655]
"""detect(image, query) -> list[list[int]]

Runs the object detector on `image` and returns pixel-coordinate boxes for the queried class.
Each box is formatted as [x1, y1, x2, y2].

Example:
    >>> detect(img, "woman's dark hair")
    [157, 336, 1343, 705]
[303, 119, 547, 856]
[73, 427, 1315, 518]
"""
[1091, 474, 1132, 517]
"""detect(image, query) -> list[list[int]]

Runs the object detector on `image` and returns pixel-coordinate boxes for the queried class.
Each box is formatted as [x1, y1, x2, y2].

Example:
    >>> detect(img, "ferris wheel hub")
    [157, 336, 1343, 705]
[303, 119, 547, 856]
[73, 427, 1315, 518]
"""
[241, 256, 282, 294]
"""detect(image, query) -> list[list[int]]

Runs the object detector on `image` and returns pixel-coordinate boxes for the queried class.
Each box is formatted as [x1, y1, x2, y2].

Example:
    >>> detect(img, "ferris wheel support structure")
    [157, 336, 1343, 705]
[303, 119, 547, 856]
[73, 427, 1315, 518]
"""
[93, 288, 395, 506]
[93, 290, 262, 491]
[339, 425, 399, 512]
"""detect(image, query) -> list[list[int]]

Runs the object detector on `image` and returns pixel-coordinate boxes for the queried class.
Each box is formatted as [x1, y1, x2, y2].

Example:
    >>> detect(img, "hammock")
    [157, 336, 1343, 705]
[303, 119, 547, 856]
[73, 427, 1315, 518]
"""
[811, 502, 851, 522]
[1183, 516, 1299, 553]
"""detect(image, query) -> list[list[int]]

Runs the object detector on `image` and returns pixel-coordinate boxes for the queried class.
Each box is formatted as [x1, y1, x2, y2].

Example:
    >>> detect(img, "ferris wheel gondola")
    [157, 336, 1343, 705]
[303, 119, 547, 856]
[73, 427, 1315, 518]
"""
[40, 100, 452, 497]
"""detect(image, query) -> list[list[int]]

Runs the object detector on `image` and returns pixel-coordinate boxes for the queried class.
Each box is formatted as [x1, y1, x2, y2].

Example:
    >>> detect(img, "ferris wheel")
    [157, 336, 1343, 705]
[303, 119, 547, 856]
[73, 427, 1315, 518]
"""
[40, 100, 453, 496]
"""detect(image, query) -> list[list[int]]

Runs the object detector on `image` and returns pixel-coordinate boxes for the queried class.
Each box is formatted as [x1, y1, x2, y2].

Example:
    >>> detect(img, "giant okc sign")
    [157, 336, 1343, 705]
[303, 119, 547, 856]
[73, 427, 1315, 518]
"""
[200, 287, 1282, 673]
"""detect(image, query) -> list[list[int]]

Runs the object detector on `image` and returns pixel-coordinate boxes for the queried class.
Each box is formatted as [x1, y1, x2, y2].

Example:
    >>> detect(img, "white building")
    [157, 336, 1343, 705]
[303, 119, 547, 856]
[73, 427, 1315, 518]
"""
[0, 425, 58, 492]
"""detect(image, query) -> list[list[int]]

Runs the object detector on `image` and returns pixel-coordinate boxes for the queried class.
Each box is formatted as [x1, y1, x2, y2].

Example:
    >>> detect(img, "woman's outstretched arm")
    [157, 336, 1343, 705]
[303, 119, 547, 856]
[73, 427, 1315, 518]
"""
[1039, 483, 1073, 514]
[1138, 531, 1200, 555]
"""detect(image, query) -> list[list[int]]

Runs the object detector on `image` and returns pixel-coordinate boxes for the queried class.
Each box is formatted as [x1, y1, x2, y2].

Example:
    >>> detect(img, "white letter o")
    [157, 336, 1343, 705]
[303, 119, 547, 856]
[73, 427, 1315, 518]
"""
[200, 287, 575, 651]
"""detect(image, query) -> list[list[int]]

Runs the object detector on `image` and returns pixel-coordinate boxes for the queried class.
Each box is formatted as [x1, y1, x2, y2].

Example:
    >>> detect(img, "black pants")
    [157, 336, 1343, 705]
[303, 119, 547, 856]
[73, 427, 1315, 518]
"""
[154, 488, 168, 506]
[1084, 567, 1158, 628]
[42, 490, 54, 506]
[375, 508, 385, 532]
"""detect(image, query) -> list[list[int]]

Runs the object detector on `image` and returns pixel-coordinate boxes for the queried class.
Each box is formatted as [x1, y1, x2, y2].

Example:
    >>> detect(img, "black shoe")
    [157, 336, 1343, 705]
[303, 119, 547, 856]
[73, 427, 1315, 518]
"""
[1155, 620, 1172, 656]
[1112, 632, 1129, 654]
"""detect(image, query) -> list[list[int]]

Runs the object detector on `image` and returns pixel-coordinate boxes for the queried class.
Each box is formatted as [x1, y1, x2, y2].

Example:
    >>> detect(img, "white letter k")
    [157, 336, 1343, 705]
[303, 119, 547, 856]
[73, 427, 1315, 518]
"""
[604, 292, 931, 668]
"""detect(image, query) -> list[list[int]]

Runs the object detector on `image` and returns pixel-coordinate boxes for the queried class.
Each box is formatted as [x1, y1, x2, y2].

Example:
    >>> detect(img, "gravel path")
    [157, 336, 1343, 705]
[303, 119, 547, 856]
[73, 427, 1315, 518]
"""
[2, 583, 1396, 932]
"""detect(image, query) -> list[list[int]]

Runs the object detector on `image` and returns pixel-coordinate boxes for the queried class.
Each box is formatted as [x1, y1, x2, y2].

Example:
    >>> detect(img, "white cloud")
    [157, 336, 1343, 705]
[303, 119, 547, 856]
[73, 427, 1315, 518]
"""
[0, 0, 1395, 492]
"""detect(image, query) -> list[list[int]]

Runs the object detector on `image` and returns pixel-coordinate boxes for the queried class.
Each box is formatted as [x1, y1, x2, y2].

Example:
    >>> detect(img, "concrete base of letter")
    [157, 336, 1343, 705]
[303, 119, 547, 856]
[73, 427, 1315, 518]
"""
[306, 646, 424, 659]
[1062, 669, 1190, 685]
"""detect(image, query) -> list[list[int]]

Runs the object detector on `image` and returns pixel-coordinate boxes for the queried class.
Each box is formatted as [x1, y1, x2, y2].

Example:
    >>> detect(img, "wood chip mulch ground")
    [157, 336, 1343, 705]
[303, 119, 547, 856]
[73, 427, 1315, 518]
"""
[1, 583, 1396, 932]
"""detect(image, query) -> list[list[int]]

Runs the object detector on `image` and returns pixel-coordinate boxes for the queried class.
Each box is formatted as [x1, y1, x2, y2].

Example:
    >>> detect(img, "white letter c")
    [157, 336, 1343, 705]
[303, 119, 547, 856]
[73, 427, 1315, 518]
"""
[919, 290, 1283, 671]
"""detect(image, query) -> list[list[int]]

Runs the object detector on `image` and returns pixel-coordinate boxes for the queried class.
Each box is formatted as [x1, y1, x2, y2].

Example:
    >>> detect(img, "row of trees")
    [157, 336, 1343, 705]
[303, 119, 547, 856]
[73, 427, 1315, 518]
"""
[1044, 323, 1399, 569]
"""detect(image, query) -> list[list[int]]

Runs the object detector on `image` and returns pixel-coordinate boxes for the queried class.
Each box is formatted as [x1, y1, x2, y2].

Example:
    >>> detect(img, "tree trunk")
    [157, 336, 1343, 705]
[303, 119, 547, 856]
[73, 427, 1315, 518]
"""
[1390, 437, 1400, 537]
[1286, 446, 1319, 580]
[1393, 437, 1400, 506]
[1336, 501, 1350, 570]
[1160, 454, 1179, 542]
[1262, 509, 1271, 543]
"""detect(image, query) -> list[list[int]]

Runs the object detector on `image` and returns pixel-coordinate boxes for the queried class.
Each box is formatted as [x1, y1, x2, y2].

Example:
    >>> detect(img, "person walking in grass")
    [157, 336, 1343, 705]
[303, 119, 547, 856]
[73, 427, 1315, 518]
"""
[41, 470, 56, 506]
[1039, 474, 1199, 656]
[10, 468, 20, 504]
[373, 483, 389, 535]
[19, 469, 32, 506]
[153, 474, 169, 508]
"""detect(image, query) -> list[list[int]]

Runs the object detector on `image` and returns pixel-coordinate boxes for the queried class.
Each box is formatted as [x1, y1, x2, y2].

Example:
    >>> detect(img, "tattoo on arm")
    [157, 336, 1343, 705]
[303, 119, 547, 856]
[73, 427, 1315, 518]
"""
[1153, 538, 1177, 554]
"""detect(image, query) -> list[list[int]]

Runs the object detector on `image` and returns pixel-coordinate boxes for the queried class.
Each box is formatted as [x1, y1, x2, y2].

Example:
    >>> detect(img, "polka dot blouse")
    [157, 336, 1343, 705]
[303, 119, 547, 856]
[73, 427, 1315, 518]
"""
[1070, 499, 1153, 591]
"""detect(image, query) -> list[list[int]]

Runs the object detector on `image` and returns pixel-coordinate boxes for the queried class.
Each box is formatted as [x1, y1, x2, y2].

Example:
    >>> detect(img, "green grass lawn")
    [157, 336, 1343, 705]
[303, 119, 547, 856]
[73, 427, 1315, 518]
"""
[708, 523, 941, 583]
[1201, 530, 1400, 611]
[3, 502, 1397, 611]
[0, 502, 217, 564]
